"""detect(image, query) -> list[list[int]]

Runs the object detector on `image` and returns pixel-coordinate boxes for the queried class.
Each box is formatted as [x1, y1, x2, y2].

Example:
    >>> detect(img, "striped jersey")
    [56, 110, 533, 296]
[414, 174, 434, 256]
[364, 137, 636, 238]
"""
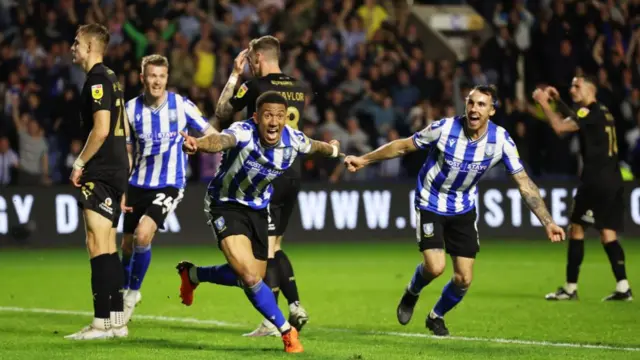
[208, 120, 312, 209]
[126, 92, 210, 189]
[413, 116, 524, 215]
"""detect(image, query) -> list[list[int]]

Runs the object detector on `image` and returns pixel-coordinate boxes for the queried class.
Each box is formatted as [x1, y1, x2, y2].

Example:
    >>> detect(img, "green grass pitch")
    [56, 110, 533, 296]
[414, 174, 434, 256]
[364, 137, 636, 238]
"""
[0, 239, 638, 359]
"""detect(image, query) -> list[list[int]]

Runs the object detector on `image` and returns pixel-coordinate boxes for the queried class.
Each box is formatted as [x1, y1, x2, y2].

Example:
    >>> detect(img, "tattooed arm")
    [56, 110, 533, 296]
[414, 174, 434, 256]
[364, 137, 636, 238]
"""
[308, 139, 341, 157]
[511, 171, 565, 242]
[180, 131, 236, 154]
[214, 49, 248, 127]
[511, 171, 553, 226]
[214, 75, 239, 126]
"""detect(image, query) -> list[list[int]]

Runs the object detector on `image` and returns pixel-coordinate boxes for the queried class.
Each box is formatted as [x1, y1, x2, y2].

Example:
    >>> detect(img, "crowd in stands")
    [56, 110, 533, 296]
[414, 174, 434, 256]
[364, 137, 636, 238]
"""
[1, 0, 640, 187]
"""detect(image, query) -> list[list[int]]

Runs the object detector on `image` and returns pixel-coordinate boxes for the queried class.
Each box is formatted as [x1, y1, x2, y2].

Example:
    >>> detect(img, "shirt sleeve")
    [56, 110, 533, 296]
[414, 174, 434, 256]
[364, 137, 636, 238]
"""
[222, 121, 252, 144]
[292, 129, 312, 154]
[412, 119, 445, 150]
[228, 80, 255, 112]
[501, 130, 525, 174]
[182, 97, 210, 133]
[86, 75, 113, 115]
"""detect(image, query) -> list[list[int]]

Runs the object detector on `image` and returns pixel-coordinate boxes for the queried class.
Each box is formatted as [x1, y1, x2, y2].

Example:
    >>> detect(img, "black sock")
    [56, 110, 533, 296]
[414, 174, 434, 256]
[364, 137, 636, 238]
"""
[90, 254, 112, 319]
[566, 239, 584, 284]
[275, 250, 299, 305]
[264, 258, 280, 303]
[110, 252, 124, 312]
[603, 240, 627, 282]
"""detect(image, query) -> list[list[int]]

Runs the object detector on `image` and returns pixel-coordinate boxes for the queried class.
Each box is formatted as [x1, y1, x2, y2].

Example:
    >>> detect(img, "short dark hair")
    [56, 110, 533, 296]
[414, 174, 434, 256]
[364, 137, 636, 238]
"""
[77, 23, 110, 53]
[256, 91, 288, 111]
[471, 84, 498, 106]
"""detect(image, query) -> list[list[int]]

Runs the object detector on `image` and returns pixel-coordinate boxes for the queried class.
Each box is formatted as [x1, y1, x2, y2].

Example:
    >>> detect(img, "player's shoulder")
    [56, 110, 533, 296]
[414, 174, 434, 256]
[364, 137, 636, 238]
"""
[431, 116, 455, 130]
[125, 94, 143, 107]
[229, 119, 255, 132]
[87, 64, 116, 83]
[283, 124, 308, 146]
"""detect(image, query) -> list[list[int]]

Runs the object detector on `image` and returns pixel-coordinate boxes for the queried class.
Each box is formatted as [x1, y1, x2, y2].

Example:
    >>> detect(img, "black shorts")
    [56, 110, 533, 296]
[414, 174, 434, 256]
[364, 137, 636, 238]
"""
[205, 195, 269, 261]
[416, 208, 479, 258]
[77, 180, 123, 227]
[123, 186, 184, 233]
[268, 176, 300, 237]
[570, 185, 624, 231]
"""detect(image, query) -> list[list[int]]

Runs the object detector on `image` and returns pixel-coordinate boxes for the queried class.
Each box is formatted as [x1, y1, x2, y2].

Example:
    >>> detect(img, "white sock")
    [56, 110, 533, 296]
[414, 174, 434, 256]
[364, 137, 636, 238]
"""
[429, 310, 442, 319]
[616, 280, 630, 293]
[564, 283, 577, 293]
[188, 266, 199, 284]
[111, 311, 125, 328]
[92, 317, 111, 330]
[126, 289, 139, 298]
[278, 321, 292, 334]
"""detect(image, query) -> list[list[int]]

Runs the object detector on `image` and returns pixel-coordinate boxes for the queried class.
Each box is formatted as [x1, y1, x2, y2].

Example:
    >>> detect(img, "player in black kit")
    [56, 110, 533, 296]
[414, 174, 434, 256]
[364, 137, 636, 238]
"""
[67, 23, 132, 340]
[213, 35, 310, 336]
[533, 75, 633, 301]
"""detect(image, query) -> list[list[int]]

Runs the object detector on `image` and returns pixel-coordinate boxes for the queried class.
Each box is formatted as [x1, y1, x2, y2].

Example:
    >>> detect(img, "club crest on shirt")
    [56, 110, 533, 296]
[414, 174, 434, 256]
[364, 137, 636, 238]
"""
[236, 84, 248, 98]
[214, 216, 226, 231]
[91, 84, 103, 100]
[423, 223, 434, 237]
[283, 147, 292, 161]
[169, 109, 178, 122]
[485, 143, 495, 157]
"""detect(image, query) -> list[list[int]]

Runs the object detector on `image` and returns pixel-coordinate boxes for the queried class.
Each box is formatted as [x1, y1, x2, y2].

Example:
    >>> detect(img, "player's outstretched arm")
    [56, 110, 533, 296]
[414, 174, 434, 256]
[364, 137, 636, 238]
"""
[511, 170, 565, 242]
[532, 88, 579, 136]
[308, 139, 342, 158]
[180, 131, 236, 154]
[344, 137, 417, 172]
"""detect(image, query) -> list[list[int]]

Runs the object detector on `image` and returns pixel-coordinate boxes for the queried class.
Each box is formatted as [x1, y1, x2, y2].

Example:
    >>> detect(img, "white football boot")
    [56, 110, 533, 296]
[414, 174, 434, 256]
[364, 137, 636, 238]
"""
[64, 318, 114, 340]
[242, 319, 280, 337]
[123, 289, 142, 323]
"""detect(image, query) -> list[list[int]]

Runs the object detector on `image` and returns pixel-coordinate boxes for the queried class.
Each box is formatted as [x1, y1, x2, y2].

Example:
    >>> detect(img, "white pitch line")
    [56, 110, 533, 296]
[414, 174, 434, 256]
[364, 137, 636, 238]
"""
[0, 306, 638, 352]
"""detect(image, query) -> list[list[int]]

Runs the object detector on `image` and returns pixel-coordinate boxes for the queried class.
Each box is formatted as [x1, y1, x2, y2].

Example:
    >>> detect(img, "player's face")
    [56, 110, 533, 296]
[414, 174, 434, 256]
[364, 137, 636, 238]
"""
[247, 50, 260, 76]
[465, 90, 495, 131]
[254, 103, 286, 145]
[569, 77, 593, 104]
[70, 33, 89, 64]
[142, 64, 168, 98]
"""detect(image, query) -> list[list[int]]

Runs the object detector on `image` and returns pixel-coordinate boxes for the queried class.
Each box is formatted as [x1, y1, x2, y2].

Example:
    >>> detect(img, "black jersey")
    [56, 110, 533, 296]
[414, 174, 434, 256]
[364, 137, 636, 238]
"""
[79, 63, 129, 192]
[574, 101, 623, 187]
[229, 73, 309, 178]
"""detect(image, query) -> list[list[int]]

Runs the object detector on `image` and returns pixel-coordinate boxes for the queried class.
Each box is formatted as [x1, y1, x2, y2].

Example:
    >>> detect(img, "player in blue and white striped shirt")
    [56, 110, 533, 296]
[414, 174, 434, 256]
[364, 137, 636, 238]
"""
[120, 55, 216, 323]
[175, 91, 341, 353]
[344, 85, 565, 336]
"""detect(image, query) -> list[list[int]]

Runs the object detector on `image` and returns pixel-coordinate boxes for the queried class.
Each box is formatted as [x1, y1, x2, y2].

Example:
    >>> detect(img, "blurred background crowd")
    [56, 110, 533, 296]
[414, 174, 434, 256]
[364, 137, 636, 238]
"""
[1, 0, 640, 187]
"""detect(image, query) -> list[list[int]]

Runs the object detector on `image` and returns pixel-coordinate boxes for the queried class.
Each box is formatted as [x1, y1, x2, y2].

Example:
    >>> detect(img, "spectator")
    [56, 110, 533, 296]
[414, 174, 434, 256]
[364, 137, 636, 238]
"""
[11, 96, 50, 186]
[0, 135, 19, 187]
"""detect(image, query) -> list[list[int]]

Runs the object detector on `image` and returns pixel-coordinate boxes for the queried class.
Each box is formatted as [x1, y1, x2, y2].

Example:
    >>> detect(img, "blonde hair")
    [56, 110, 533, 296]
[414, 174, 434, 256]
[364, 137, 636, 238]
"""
[77, 23, 110, 54]
[141, 54, 170, 74]
[248, 35, 280, 61]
